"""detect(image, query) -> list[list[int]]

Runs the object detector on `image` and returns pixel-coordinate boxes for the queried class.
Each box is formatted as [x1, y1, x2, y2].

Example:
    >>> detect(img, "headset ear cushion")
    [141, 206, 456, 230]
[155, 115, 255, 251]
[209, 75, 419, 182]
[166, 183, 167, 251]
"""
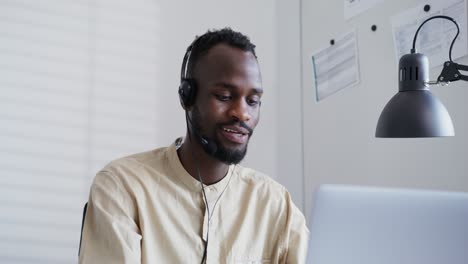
[178, 79, 196, 108]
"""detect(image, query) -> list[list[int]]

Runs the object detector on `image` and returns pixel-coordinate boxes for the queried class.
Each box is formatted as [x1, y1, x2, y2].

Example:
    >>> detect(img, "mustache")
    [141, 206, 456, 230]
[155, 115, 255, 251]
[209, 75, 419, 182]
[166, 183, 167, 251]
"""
[219, 121, 254, 135]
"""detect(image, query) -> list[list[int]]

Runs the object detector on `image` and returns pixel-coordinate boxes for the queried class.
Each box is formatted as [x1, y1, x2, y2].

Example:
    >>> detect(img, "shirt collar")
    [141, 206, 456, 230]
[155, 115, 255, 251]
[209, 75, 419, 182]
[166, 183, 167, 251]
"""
[167, 138, 235, 195]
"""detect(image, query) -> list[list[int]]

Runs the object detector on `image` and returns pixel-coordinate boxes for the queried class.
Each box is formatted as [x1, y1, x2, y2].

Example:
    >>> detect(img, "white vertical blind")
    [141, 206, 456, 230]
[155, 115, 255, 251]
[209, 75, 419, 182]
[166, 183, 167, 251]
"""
[0, 0, 160, 262]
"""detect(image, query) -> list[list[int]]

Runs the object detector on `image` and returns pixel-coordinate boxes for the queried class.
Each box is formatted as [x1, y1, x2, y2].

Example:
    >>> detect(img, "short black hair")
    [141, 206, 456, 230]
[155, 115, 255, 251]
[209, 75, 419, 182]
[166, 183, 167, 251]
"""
[186, 28, 257, 78]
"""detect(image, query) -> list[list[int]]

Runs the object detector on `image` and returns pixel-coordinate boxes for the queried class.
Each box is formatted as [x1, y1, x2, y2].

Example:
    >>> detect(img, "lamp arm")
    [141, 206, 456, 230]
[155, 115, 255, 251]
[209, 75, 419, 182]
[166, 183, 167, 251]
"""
[437, 61, 468, 83]
[411, 15, 459, 62]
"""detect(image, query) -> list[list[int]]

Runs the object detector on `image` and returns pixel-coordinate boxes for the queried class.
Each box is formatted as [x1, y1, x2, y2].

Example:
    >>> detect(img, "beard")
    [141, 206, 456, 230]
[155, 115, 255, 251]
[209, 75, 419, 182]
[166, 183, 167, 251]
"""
[190, 106, 252, 164]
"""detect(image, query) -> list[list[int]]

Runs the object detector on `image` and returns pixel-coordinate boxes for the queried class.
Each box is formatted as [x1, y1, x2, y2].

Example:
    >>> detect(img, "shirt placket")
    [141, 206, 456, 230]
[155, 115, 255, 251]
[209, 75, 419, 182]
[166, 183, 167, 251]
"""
[201, 185, 220, 263]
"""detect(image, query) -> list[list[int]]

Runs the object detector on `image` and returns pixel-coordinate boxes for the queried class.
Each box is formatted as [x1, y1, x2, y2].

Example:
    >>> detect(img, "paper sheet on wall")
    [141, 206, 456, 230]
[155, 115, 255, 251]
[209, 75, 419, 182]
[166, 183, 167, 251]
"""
[344, 0, 385, 20]
[391, 0, 468, 68]
[312, 30, 360, 102]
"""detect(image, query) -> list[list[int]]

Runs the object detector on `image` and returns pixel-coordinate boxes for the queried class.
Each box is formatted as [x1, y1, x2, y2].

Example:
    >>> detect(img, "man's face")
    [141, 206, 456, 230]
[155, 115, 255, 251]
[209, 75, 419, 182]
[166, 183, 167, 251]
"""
[189, 44, 262, 164]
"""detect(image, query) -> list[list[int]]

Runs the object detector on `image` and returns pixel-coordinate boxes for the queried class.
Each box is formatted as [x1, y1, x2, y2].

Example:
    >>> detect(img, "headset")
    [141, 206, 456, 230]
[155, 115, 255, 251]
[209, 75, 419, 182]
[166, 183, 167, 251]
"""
[178, 38, 218, 155]
[178, 39, 198, 109]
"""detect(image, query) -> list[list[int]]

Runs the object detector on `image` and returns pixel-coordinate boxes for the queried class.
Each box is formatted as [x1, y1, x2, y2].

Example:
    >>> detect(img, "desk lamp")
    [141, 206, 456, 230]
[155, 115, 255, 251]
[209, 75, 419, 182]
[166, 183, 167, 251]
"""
[376, 15, 468, 138]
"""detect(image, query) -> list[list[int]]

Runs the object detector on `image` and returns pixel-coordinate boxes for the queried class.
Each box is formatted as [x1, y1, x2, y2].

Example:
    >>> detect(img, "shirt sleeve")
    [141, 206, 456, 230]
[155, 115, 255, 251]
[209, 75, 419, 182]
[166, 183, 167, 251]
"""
[284, 191, 310, 264]
[79, 170, 142, 264]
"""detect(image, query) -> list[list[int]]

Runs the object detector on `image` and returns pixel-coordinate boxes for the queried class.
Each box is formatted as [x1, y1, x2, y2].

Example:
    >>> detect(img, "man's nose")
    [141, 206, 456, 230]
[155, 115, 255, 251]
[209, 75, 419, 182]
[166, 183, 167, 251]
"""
[229, 99, 251, 122]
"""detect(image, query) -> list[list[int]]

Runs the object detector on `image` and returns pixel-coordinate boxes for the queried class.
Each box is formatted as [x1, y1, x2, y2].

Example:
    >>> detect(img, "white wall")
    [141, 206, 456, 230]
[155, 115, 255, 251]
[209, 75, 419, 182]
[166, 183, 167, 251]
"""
[301, 0, 468, 221]
[276, 0, 305, 211]
[0, 0, 278, 263]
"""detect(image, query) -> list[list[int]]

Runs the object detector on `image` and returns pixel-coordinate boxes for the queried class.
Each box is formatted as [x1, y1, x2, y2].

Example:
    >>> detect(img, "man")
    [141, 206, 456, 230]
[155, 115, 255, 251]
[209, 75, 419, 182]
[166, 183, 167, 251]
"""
[79, 28, 309, 264]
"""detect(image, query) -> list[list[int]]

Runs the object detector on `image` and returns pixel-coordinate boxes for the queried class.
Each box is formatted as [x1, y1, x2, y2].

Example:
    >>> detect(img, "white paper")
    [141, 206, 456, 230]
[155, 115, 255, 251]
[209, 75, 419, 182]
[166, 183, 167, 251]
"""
[391, 0, 468, 68]
[344, 0, 385, 20]
[312, 30, 360, 102]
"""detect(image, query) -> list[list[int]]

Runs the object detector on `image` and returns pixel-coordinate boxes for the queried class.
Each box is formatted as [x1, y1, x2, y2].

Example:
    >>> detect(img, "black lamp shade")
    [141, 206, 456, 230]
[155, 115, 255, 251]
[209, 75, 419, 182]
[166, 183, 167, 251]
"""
[375, 90, 454, 137]
[376, 53, 454, 138]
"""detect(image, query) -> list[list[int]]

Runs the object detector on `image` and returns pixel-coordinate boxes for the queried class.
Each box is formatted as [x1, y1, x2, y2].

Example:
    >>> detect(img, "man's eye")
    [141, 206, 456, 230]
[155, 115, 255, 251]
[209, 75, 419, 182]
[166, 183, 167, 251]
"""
[247, 98, 261, 106]
[215, 94, 231, 101]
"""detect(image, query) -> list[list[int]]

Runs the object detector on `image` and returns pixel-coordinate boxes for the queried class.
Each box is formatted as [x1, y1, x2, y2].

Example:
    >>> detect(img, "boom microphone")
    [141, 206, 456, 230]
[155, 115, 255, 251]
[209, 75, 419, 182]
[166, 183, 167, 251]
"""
[185, 113, 218, 156]
[200, 136, 218, 156]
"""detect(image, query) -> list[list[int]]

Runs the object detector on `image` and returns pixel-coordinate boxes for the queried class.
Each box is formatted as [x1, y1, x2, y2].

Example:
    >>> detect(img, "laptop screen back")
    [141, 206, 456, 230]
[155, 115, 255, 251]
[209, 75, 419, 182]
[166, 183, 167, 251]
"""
[306, 185, 468, 264]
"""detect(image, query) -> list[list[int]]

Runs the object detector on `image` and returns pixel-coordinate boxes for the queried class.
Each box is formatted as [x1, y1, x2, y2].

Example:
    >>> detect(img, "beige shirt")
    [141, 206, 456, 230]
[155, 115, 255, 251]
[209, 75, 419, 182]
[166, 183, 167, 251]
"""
[79, 139, 309, 264]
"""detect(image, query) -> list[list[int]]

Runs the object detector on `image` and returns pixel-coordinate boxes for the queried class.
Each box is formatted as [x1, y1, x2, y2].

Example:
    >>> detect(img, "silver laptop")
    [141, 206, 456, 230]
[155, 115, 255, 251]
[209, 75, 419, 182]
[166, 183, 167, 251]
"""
[306, 184, 468, 264]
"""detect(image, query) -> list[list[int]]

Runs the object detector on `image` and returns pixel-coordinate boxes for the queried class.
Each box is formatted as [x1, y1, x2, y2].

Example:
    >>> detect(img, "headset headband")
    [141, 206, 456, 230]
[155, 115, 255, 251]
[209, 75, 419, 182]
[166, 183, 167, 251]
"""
[180, 37, 199, 82]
